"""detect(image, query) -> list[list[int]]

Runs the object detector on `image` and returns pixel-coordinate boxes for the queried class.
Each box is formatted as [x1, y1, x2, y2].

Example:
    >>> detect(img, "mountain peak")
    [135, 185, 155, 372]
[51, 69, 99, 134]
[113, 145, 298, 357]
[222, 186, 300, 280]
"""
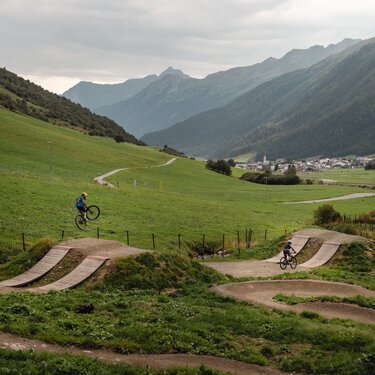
[160, 67, 190, 79]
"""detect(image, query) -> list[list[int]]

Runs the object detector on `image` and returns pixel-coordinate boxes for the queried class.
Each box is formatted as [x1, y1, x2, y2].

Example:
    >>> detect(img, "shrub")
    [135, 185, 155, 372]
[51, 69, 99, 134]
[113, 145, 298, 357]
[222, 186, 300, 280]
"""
[205, 160, 232, 176]
[313, 204, 341, 225]
[240, 172, 300, 185]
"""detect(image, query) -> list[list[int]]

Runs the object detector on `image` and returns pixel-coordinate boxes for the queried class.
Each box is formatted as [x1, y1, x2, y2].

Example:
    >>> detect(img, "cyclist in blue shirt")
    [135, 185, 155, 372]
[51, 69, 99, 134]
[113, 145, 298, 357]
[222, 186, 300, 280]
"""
[283, 240, 295, 260]
[76, 192, 88, 222]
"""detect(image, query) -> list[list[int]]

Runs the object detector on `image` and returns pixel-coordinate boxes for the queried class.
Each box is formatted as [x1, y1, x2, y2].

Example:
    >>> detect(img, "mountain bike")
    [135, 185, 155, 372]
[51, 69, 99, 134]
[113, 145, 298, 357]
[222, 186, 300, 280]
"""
[75, 205, 100, 231]
[279, 254, 297, 270]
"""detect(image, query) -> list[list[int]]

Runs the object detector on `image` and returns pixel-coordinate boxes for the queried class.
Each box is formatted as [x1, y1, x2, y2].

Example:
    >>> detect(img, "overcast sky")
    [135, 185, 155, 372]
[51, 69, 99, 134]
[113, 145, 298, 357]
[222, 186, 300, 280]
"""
[1, 0, 374, 94]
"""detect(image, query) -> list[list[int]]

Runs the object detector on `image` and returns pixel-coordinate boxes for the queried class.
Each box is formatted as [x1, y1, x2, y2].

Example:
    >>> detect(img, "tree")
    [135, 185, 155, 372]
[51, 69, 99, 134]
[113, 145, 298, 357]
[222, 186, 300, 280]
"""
[364, 160, 375, 170]
[284, 164, 297, 177]
[227, 158, 236, 167]
[205, 159, 232, 176]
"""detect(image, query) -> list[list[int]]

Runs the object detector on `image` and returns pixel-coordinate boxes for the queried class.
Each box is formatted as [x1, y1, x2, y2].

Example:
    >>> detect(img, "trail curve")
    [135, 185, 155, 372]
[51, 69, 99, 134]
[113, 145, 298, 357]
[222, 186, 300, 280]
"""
[94, 157, 177, 188]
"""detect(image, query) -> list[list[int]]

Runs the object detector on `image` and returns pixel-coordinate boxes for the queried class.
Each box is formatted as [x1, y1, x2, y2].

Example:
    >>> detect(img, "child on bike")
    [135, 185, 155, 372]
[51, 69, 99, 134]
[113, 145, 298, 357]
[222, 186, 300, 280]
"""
[283, 240, 296, 260]
[76, 192, 88, 222]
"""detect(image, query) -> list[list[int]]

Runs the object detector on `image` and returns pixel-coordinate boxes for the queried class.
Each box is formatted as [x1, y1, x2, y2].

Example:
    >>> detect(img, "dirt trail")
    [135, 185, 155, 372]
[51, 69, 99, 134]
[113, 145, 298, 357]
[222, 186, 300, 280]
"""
[0, 332, 286, 375]
[281, 192, 375, 204]
[212, 280, 375, 324]
[94, 157, 177, 187]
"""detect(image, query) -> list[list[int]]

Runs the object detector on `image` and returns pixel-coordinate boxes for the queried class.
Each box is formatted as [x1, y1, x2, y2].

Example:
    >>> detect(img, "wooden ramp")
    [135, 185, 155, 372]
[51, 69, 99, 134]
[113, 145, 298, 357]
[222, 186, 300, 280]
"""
[0, 246, 71, 287]
[34, 256, 108, 292]
[265, 236, 309, 263]
[300, 243, 341, 268]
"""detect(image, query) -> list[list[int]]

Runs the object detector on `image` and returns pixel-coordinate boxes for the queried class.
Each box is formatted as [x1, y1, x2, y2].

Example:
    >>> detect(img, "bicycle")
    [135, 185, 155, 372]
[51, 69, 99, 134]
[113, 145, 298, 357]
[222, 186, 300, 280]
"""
[75, 205, 100, 231]
[279, 254, 297, 270]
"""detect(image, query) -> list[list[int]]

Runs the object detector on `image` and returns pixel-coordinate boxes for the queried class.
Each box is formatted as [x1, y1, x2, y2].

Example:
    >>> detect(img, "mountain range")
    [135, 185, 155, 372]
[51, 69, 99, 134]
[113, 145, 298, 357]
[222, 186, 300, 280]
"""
[63, 39, 359, 139]
[143, 38, 375, 160]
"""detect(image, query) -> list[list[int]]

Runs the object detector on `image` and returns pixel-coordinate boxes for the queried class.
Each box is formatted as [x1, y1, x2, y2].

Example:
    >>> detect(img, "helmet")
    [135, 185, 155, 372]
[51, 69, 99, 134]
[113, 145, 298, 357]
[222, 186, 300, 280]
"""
[287, 240, 292, 244]
[82, 192, 88, 197]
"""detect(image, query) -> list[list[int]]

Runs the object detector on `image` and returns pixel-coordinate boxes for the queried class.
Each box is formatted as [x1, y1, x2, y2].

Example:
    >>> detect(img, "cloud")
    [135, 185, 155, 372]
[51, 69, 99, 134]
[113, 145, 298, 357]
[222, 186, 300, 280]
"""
[1, 0, 374, 93]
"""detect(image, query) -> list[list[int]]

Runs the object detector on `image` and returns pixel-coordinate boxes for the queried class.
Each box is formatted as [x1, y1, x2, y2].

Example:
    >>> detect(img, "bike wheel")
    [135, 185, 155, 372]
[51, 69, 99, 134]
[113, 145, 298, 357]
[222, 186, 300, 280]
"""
[290, 256, 297, 269]
[86, 205, 100, 221]
[279, 257, 287, 270]
[75, 215, 86, 231]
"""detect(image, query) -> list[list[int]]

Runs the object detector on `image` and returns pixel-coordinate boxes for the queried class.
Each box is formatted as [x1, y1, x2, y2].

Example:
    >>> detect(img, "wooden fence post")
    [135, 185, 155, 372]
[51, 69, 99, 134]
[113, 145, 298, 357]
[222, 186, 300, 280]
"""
[248, 229, 252, 248]
[22, 233, 26, 251]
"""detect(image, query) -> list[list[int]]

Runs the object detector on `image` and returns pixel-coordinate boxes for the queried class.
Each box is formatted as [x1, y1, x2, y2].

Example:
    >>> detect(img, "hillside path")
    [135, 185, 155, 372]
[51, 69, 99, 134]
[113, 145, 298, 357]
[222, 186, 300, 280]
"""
[0, 332, 286, 375]
[281, 192, 375, 204]
[94, 157, 177, 187]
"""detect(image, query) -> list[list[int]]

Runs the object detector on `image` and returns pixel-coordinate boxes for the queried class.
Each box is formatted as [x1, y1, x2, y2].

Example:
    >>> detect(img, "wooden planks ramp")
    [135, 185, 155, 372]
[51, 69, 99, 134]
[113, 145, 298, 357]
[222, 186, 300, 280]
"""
[299, 243, 341, 268]
[265, 236, 309, 263]
[0, 246, 71, 287]
[34, 256, 108, 292]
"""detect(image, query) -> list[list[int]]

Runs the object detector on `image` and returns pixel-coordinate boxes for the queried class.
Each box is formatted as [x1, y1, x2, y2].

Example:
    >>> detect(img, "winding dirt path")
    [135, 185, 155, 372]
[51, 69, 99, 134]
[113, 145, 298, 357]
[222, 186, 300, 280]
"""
[212, 280, 375, 324]
[0, 332, 286, 375]
[94, 157, 177, 187]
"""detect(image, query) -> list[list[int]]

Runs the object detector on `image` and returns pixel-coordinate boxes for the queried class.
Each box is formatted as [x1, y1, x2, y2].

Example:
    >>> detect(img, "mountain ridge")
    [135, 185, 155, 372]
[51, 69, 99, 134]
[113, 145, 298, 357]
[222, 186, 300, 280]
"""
[142, 38, 375, 160]
[63, 38, 360, 138]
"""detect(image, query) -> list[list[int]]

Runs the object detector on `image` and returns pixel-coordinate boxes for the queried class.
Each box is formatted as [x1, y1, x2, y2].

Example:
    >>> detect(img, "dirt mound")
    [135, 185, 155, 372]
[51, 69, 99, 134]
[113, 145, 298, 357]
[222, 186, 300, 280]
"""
[60, 238, 149, 259]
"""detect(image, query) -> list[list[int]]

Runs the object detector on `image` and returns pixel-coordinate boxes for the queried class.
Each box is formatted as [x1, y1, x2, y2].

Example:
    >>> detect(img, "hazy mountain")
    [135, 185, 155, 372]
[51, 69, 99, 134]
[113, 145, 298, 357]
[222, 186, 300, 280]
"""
[0, 68, 143, 145]
[95, 38, 359, 138]
[142, 38, 375, 160]
[63, 74, 158, 111]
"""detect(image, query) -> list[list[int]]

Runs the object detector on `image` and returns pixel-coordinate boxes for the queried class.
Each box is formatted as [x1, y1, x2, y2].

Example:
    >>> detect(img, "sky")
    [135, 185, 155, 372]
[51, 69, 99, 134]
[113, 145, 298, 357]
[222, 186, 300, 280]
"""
[1, 0, 375, 94]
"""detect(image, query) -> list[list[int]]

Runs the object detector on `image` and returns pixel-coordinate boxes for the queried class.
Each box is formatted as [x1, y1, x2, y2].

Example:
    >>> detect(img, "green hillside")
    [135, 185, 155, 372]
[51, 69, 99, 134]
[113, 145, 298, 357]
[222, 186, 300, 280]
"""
[0, 68, 142, 145]
[0, 108, 372, 252]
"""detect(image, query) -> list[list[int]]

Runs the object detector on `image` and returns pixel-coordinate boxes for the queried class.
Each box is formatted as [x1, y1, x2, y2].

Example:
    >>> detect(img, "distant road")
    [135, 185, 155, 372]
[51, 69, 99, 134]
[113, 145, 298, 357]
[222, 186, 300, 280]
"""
[282, 192, 375, 204]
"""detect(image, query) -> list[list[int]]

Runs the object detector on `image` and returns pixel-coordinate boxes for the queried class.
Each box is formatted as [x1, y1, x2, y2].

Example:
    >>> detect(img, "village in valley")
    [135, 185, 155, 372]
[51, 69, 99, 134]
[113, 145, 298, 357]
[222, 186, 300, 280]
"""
[235, 155, 375, 173]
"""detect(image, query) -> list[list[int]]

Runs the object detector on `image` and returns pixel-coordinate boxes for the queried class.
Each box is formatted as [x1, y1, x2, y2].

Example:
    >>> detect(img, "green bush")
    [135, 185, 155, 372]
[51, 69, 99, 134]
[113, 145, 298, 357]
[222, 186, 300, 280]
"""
[205, 160, 232, 176]
[313, 204, 341, 225]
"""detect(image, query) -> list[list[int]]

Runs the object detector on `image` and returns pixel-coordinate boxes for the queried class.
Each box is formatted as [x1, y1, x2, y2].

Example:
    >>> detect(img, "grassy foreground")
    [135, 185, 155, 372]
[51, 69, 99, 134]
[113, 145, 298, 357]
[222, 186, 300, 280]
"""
[0, 249, 374, 375]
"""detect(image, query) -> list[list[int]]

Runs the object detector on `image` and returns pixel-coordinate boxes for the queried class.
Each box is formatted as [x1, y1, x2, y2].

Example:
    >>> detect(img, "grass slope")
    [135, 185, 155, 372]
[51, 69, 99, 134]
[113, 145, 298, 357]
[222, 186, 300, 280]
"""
[0, 108, 374, 251]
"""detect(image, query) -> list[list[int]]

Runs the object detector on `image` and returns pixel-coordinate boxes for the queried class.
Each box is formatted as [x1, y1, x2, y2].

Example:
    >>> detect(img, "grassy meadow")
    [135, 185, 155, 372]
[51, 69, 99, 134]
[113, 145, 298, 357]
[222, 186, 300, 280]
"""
[1, 108, 375, 374]
[1, 108, 374, 252]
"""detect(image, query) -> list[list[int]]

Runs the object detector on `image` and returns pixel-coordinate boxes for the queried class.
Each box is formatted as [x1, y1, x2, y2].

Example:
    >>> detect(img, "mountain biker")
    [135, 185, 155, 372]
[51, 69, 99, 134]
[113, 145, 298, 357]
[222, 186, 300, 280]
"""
[76, 192, 88, 221]
[283, 240, 296, 260]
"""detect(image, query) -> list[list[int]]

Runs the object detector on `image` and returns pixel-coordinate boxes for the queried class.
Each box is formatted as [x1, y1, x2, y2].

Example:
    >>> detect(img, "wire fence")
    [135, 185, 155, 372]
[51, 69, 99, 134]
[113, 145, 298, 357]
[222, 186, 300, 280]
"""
[0, 226, 291, 255]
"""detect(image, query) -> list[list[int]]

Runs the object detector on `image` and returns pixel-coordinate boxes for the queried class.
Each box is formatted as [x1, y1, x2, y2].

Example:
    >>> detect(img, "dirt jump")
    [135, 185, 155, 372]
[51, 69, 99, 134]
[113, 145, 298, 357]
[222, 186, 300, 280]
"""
[0, 239, 149, 293]
[206, 229, 374, 324]
[205, 228, 368, 277]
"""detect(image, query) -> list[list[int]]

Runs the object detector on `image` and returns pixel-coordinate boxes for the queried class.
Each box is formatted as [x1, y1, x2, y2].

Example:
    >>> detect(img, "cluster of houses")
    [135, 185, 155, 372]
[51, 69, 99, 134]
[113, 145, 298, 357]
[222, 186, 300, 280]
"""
[235, 156, 374, 173]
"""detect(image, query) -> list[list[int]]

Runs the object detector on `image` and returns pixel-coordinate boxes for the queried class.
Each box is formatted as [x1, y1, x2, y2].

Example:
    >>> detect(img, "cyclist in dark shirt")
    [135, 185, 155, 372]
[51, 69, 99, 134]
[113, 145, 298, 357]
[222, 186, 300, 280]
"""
[76, 192, 88, 221]
[283, 240, 296, 260]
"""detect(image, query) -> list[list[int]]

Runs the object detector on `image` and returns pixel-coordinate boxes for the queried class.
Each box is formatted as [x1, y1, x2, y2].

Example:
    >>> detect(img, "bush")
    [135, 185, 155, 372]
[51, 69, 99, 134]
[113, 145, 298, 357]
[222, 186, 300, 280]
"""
[240, 172, 300, 185]
[205, 160, 232, 176]
[364, 160, 375, 170]
[313, 204, 341, 225]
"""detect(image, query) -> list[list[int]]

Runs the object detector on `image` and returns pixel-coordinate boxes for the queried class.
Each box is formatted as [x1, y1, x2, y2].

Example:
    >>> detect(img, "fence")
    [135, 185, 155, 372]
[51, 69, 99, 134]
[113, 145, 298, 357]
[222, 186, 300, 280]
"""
[0, 226, 291, 254]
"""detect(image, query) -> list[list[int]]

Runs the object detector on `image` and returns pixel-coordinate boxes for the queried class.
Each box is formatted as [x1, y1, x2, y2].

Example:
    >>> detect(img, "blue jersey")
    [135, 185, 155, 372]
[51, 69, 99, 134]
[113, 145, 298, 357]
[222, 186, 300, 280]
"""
[75, 196, 85, 208]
